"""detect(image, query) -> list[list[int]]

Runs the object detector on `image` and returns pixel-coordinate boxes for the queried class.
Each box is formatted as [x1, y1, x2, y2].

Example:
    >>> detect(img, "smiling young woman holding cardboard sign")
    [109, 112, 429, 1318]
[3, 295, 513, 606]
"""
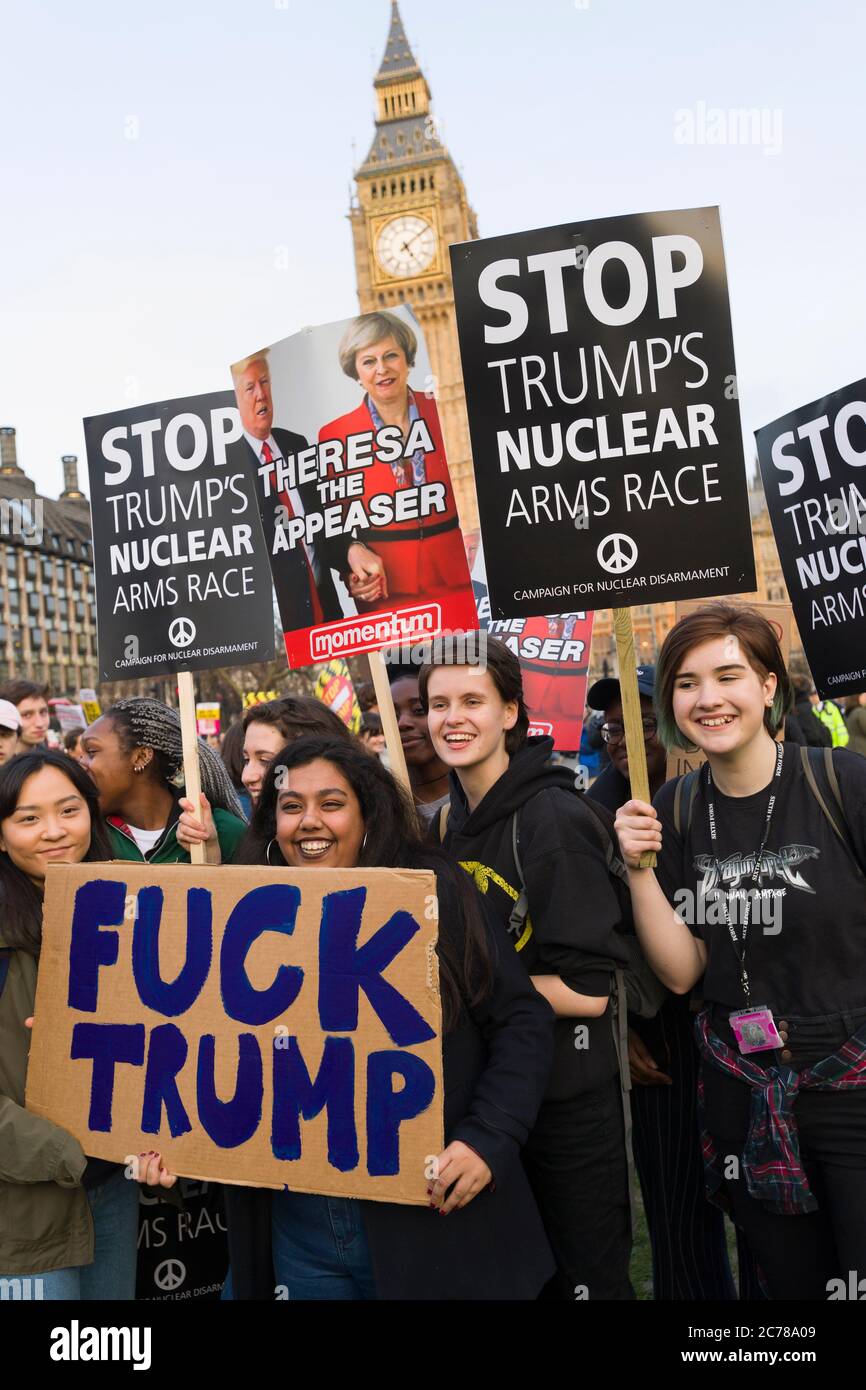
[224, 736, 555, 1301]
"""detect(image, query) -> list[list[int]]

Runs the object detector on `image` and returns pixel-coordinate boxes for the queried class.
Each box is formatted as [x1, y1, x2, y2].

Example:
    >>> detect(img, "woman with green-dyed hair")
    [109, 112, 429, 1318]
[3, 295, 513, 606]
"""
[616, 601, 866, 1300]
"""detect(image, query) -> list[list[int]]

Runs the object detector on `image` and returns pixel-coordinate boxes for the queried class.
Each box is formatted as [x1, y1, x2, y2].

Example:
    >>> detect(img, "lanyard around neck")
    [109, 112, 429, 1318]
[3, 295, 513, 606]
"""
[705, 740, 784, 1003]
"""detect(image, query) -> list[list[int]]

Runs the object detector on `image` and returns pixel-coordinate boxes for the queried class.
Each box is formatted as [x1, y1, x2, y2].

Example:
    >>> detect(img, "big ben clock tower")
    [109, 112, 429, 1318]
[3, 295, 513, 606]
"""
[350, 1, 480, 530]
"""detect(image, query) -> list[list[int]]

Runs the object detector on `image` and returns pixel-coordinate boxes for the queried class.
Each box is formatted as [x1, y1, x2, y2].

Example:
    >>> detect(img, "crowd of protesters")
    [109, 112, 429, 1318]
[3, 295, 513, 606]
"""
[2, 604, 866, 1302]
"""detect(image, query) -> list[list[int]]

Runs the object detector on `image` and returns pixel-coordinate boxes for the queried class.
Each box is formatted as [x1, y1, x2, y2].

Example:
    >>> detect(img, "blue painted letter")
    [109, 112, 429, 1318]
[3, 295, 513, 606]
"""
[366, 1050, 436, 1176]
[271, 1036, 358, 1171]
[68, 880, 126, 1012]
[220, 885, 303, 1025]
[70, 1022, 145, 1132]
[197, 1033, 263, 1148]
[141, 1022, 192, 1137]
[132, 886, 212, 1017]
[318, 888, 435, 1046]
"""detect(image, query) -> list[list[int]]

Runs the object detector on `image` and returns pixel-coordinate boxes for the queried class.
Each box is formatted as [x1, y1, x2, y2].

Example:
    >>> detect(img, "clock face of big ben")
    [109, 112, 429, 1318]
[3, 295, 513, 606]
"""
[375, 214, 437, 278]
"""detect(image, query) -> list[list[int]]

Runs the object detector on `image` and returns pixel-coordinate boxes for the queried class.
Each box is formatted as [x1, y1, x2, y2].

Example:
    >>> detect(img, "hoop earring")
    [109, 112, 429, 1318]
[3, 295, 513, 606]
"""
[361, 832, 368, 854]
[266, 838, 280, 866]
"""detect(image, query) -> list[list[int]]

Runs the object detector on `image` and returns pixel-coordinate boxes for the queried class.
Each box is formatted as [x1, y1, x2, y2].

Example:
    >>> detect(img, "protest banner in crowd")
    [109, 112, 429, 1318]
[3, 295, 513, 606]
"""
[470, 535, 593, 749]
[314, 660, 362, 733]
[195, 702, 221, 737]
[82, 391, 275, 682]
[52, 701, 87, 735]
[136, 1179, 227, 1303]
[27, 864, 444, 1203]
[756, 378, 866, 697]
[229, 306, 477, 672]
[78, 688, 102, 724]
[665, 597, 793, 778]
[450, 206, 756, 620]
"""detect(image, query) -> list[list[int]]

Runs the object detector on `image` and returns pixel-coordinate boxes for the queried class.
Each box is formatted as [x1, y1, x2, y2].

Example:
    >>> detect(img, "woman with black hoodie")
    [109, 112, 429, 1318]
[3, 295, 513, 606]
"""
[421, 638, 634, 1300]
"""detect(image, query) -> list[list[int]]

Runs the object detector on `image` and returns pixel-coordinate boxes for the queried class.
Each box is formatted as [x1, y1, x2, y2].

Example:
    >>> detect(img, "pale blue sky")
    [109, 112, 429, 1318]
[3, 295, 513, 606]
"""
[1, 0, 863, 498]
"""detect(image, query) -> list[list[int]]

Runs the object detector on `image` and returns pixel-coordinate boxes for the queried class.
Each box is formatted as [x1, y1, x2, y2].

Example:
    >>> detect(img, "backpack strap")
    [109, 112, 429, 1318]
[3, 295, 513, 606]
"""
[437, 802, 450, 844]
[0, 948, 12, 1002]
[507, 809, 532, 946]
[799, 746, 865, 877]
[579, 796, 629, 886]
[673, 767, 701, 839]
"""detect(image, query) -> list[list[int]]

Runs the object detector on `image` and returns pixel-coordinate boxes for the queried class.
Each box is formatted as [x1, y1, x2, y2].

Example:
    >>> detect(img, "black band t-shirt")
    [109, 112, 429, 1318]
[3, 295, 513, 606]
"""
[654, 748, 866, 1017]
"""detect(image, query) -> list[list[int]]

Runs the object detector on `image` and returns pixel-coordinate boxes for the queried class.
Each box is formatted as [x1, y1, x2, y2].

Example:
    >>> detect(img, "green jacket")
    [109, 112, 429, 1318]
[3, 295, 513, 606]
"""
[814, 699, 850, 748]
[0, 936, 92, 1275]
[107, 803, 247, 865]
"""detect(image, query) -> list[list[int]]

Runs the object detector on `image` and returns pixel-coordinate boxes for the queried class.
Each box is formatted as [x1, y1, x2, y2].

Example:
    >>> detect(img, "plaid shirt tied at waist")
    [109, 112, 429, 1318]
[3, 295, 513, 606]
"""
[695, 1008, 866, 1215]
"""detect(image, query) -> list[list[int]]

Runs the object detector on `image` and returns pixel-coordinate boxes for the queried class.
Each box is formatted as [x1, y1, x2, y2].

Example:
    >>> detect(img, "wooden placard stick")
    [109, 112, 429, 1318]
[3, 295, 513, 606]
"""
[368, 648, 412, 798]
[177, 670, 205, 866]
[612, 607, 656, 869]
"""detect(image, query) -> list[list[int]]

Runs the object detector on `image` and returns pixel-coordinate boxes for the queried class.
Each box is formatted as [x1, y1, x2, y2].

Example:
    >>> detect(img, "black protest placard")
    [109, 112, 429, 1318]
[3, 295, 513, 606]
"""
[450, 206, 756, 618]
[83, 393, 275, 681]
[756, 379, 866, 698]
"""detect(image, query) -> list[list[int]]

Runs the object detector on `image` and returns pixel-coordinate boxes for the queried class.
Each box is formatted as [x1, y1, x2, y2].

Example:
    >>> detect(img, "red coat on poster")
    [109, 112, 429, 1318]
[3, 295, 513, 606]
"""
[318, 390, 467, 612]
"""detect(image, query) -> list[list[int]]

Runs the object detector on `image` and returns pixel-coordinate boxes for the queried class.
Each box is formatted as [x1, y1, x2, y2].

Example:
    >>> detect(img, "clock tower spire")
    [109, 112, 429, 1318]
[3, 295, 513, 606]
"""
[350, 1, 480, 530]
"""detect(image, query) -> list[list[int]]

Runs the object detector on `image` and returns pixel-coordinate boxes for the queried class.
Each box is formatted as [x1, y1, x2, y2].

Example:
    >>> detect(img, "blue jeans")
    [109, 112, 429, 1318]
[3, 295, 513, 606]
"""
[271, 1191, 377, 1301]
[1, 1169, 140, 1301]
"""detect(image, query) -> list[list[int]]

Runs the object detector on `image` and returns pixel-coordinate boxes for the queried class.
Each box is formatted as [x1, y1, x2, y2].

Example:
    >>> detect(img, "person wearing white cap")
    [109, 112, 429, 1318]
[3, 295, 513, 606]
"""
[0, 701, 21, 767]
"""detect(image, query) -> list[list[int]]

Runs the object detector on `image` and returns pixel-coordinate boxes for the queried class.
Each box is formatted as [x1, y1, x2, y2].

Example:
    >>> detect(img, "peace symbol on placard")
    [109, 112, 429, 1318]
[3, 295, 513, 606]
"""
[169, 616, 196, 649]
[154, 1257, 186, 1292]
[597, 533, 638, 575]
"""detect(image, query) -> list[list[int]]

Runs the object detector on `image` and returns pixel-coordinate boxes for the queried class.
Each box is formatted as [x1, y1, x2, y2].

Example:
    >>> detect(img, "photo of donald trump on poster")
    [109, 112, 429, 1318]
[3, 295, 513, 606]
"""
[230, 306, 477, 668]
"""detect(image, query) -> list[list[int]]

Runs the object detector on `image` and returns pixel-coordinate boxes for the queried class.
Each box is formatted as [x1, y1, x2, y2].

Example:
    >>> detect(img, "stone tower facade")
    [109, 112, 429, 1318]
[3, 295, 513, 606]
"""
[349, 1, 479, 530]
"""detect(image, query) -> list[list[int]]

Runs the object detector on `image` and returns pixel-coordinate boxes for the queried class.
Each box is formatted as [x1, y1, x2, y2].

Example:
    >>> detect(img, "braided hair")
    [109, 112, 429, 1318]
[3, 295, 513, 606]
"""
[106, 698, 243, 818]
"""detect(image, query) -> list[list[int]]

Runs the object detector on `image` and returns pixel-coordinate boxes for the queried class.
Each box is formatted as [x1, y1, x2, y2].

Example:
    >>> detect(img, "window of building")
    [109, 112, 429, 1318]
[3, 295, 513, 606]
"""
[371, 185, 377, 198]
[45, 595, 57, 615]
[31, 628, 43, 646]
[25, 556, 37, 579]
[28, 591, 40, 614]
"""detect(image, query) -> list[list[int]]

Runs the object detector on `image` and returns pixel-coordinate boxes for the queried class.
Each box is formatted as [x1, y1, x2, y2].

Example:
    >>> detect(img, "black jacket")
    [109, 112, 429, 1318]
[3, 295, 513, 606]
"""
[231, 427, 348, 626]
[224, 868, 556, 1300]
[787, 694, 832, 749]
[440, 737, 631, 1099]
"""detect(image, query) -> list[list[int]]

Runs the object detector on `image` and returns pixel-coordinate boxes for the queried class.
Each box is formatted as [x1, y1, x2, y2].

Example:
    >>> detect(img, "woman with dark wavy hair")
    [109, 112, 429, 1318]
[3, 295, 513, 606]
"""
[224, 735, 555, 1301]
[0, 751, 174, 1298]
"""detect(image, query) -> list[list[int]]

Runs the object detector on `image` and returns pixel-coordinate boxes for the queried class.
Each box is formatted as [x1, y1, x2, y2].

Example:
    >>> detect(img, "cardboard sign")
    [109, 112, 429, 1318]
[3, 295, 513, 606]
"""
[314, 660, 362, 733]
[230, 307, 477, 669]
[195, 702, 221, 736]
[471, 537, 593, 750]
[82, 392, 275, 681]
[451, 206, 756, 619]
[665, 598, 793, 779]
[756, 379, 866, 697]
[26, 864, 443, 1204]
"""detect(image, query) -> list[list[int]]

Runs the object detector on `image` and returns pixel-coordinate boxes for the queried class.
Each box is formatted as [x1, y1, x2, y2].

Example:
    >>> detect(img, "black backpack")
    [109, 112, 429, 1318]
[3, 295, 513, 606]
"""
[673, 744, 865, 879]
